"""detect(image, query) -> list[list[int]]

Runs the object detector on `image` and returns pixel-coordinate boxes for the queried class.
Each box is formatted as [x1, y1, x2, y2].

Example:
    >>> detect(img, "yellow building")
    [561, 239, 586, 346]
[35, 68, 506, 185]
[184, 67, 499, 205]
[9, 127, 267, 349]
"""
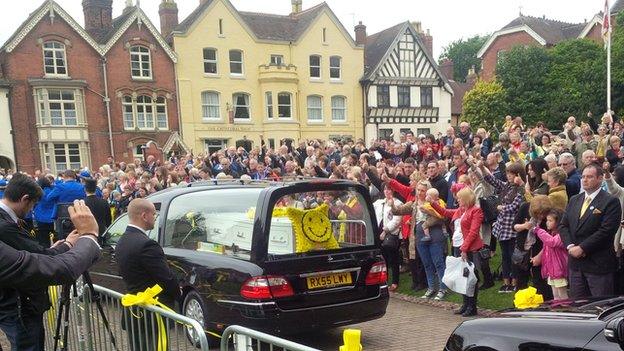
[172, 0, 364, 154]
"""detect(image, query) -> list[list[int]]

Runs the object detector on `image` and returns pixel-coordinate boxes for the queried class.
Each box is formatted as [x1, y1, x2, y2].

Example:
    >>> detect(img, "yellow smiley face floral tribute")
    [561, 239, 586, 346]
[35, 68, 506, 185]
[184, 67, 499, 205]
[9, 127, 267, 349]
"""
[286, 204, 340, 253]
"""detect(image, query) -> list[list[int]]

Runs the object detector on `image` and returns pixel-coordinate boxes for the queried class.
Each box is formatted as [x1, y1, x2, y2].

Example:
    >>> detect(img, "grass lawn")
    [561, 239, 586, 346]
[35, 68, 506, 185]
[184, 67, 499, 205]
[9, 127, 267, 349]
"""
[394, 248, 516, 311]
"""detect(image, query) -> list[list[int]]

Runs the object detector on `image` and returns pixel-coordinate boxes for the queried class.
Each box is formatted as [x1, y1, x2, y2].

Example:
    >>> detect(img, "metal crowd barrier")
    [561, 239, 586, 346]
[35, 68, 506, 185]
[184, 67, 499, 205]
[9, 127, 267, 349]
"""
[220, 325, 322, 351]
[44, 283, 209, 350]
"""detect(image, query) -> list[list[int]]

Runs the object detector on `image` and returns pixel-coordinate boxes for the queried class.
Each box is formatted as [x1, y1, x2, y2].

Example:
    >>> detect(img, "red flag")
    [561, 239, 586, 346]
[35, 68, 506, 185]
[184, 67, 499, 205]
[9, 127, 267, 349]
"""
[603, 0, 612, 44]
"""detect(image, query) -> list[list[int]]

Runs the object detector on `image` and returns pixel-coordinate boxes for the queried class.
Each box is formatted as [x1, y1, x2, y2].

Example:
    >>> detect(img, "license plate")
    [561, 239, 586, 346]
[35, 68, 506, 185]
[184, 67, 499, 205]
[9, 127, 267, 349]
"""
[306, 272, 352, 290]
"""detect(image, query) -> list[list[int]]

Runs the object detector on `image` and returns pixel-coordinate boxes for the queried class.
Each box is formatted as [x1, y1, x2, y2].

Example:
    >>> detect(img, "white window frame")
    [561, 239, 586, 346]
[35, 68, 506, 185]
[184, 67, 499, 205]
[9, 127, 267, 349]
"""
[329, 56, 341, 80]
[309, 55, 321, 79]
[36, 88, 78, 126]
[265, 92, 273, 119]
[122, 96, 135, 129]
[155, 97, 167, 129]
[130, 45, 152, 79]
[270, 54, 284, 65]
[204, 139, 228, 155]
[331, 96, 346, 122]
[229, 50, 244, 75]
[122, 95, 168, 131]
[43, 41, 67, 77]
[203, 48, 218, 75]
[232, 93, 250, 120]
[201, 91, 221, 120]
[307, 95, 323, 122]
[53, 143, 81, 172]
[277, 92, 292, 119]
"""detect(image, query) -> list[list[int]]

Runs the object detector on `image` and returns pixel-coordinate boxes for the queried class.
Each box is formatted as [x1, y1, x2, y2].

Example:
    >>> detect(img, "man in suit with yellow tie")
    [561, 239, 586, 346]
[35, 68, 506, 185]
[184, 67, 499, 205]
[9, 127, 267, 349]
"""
[560, 163, 622, 298]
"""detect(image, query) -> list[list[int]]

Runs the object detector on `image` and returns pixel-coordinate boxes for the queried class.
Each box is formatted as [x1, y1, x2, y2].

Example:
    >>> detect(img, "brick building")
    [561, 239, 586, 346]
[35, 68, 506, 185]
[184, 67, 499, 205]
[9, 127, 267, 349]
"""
[0, 0, 187, 174]
[476, 1, 624, 81]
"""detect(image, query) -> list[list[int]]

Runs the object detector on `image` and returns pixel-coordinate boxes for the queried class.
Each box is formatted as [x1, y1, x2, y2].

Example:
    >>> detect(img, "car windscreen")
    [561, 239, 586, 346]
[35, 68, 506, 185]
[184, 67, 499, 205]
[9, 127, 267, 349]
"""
[163, 188, 263, 260]
[266, 189, 375, 256]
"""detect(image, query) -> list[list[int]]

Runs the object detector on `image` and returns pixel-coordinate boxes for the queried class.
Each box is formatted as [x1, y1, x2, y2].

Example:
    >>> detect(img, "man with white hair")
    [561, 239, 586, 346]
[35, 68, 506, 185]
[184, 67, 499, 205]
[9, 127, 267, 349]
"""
[558, 152, 581, 198]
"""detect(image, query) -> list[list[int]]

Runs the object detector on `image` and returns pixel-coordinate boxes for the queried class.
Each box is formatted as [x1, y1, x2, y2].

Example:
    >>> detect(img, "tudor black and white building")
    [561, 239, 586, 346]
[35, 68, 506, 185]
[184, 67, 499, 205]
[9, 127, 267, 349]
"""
[359, 21, 453, 141]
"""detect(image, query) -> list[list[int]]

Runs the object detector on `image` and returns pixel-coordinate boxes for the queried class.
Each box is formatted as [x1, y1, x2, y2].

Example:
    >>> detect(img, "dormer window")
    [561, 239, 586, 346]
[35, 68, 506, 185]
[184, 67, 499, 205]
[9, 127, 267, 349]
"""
[43, 41, 67, 76]
[130, 45, 152, 79]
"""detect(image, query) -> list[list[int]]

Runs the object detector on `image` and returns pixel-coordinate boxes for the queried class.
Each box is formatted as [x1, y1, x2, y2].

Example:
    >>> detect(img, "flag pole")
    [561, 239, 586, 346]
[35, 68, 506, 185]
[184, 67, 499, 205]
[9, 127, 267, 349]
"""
[608, 30, 612, 113]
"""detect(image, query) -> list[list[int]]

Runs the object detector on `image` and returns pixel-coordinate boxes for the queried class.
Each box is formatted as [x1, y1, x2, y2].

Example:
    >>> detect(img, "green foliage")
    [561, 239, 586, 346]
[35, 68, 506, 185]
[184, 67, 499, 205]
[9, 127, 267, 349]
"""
[546, 39, 605, 125]
[611, 12, 624, 114]
[496, 45, 551, 126]
[462, 80, 508, 130]
[439, 35, 488, 82]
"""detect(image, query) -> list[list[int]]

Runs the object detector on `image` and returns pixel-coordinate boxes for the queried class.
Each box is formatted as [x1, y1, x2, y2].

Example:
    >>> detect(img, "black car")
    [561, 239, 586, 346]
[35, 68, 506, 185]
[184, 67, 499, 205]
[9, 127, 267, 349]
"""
[90, 179, 388, 343]
[445, 297, 624, 350]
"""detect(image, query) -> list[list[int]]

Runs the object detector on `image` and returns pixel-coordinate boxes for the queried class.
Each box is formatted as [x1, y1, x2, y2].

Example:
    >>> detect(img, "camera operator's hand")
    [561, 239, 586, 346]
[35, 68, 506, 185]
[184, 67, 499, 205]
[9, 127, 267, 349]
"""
[68, 200, 99, 237]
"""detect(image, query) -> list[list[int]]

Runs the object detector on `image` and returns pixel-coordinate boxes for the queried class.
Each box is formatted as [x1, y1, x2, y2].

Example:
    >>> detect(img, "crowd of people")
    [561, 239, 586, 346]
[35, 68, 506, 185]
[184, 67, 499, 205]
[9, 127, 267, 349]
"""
[2, 113, 624, 317]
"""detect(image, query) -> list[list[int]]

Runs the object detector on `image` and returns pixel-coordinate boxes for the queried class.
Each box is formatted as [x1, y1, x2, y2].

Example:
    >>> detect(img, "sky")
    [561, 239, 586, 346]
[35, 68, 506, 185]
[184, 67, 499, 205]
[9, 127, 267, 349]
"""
[0, 0, 608, 59]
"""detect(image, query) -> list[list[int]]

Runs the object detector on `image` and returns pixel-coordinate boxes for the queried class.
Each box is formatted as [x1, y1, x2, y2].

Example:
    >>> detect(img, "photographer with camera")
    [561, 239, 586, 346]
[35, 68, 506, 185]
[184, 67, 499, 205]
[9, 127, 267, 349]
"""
[0, 174, 101, 350]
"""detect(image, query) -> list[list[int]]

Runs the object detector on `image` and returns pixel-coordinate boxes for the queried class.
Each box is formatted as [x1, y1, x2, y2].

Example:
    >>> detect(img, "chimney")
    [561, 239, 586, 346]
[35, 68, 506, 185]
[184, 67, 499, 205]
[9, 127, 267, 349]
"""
[440, 58, 454, 80]
[291, 0, 302, 14]
[420, 29, 433, 57]
[82, 0, 113, 36]
[354, 21, 367, 46]
[411, 21, 433, 57]
[159, 0, 179, 39]
[466, 65, 478, 85]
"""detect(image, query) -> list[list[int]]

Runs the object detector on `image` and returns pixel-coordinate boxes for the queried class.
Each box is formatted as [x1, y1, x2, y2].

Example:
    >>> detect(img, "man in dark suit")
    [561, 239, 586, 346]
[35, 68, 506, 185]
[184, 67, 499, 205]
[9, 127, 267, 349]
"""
[560, 163, 622, 298]
[116, 198, 180, 351]
[83, 178, 111, 241]
[0, 174, 101, 350]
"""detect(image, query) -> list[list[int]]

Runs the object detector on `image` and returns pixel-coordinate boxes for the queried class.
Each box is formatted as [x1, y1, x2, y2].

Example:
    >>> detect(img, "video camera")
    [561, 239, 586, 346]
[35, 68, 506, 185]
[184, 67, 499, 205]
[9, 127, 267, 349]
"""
[54, 203, 75, 240]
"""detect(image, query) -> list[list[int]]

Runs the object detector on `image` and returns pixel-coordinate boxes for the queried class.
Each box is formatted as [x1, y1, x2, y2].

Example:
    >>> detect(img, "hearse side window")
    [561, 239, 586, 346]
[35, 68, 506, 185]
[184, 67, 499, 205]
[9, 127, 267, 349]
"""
[104, 213, 159, 245]
[268, 189, 375, 256]
[163, 188, 263, 259]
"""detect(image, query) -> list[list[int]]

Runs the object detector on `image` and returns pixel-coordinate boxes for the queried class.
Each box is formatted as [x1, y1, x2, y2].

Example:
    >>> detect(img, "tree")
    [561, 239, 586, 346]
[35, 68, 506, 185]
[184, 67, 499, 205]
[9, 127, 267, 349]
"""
[439, 35, 488, 82]
[496, 45, 551, 126]
[610, 11, 624, 115]
[462, 80, 508, 130]
[546, 39, 605, 126]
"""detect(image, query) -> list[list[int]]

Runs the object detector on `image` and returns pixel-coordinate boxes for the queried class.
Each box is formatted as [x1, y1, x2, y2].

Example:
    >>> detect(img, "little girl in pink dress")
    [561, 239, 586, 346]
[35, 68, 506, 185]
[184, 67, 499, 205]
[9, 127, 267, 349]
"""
[533, 209, 568, 300]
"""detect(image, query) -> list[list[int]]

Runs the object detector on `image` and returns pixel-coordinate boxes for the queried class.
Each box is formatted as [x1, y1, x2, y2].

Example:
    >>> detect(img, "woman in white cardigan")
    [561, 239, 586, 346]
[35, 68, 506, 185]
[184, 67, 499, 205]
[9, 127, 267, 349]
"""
[374, 185, 403, 291]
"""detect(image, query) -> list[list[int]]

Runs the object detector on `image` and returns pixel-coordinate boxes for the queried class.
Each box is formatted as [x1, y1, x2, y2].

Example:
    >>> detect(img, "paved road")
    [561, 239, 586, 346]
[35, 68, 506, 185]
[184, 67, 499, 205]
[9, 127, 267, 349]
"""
[0, 297, 468, 350]
[270, 297, 467, 351]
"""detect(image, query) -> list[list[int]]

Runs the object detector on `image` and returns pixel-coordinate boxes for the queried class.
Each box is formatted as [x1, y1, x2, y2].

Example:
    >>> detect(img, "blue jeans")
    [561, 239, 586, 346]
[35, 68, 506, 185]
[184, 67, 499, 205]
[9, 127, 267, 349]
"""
[0, 314, 45, 351]
[417, 240, 447, 291]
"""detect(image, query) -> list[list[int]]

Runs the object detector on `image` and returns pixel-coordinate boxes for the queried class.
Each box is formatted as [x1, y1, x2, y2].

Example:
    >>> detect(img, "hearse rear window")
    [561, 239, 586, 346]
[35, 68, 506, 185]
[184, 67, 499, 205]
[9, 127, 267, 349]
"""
[164, 188, 263, 260]
[267, 189, 375, 256]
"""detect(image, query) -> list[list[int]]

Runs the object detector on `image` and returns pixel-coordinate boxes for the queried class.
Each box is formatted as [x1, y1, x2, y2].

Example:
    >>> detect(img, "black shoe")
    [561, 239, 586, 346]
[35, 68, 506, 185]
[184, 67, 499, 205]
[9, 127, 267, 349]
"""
[497, 284, 509, 293]
[480, 280, 495, 290]
[462, 307, 478, 317]
[454, 305, 467, 315]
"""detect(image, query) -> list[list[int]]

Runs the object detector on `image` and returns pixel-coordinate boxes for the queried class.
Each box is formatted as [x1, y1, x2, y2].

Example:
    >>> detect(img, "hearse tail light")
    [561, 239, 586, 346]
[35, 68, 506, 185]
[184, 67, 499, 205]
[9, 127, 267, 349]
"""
[240, 275, 294, 300]
[365, 262, 387, 286]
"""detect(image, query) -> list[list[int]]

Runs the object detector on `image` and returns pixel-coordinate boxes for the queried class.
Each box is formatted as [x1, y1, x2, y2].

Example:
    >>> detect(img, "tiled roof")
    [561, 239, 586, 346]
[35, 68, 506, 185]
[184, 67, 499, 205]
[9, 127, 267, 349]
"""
[448, 80, 474, 116]
[91, 8, 135, 44]
[501, 15, 584, 45]
[174, 0, 328, 42]
[363, 22, 405, 77]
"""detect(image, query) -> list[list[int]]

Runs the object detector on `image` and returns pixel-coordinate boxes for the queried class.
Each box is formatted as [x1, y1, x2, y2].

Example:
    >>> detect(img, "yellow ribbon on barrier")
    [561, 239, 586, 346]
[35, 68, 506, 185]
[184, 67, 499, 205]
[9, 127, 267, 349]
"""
[121, 285, 173, 351]
[339, 329, 362, 351]
[47, 286, 59, 334]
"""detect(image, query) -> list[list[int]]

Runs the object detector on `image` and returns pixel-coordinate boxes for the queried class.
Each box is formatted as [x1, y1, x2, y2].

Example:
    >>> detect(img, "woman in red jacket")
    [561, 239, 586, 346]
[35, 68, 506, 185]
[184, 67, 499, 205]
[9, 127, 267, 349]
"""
[429, 187, 484, 317]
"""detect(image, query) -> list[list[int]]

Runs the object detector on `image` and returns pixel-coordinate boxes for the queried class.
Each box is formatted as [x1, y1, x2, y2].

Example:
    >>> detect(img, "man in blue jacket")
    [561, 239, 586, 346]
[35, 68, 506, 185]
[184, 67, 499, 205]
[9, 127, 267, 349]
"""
[45, 169, 86, 219]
